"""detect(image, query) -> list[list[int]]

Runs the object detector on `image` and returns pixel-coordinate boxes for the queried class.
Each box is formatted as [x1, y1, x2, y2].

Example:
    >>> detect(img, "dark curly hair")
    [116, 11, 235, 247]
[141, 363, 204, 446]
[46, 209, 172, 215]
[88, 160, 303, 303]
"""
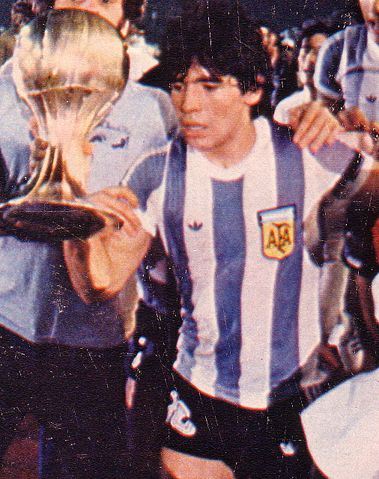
[31, 0, 145, 21]
[161, 0, 273, 118]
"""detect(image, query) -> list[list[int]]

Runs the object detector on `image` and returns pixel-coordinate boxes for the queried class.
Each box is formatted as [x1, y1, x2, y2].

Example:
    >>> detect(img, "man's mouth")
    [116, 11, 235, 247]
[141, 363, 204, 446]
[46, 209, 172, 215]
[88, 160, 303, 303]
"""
[181, 123, 207, 132]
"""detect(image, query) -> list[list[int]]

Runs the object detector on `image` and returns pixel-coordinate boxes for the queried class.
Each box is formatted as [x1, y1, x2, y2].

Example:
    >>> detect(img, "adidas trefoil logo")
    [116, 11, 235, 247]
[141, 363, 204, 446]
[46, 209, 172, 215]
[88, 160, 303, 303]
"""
[188, 221, 203, 231]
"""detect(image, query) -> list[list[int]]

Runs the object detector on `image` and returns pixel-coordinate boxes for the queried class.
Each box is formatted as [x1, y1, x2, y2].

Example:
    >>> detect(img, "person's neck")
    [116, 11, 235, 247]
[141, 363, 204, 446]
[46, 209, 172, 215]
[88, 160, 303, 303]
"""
[203, 121, 256, 169]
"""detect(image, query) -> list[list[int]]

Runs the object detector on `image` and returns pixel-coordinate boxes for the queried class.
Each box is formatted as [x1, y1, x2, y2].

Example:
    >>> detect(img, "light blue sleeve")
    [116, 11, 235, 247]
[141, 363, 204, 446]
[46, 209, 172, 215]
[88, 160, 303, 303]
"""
[126, 147, 169, 235]
[314, 32, 344, 100]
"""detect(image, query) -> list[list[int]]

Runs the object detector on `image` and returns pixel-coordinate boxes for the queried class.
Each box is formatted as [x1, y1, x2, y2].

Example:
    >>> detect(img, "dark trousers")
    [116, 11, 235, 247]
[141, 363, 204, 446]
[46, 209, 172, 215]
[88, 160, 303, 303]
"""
[0, 327, 129, 479]
[127, 302, 180, 479]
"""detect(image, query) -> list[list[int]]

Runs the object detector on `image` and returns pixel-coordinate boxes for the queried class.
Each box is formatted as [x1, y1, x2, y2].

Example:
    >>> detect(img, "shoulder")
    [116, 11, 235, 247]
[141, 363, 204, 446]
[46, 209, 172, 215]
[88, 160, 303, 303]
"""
[318, 29, 346, 66]
[113, 81, 176, 136]
[0, 64, 24, 118]
[126, 143, 172, 209]
[314, 30, 350, 98]
[319, 25, 367, 65]
[127, 136, 186, 190]
[122, 80, 170, 105]
[274, 90, 310, 125]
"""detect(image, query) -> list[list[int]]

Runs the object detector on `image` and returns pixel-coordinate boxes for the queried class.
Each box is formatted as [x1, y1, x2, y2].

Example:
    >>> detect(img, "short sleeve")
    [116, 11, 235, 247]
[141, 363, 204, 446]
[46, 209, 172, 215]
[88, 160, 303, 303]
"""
[125, 148, 169, 236]
[314, 33, 345, 101]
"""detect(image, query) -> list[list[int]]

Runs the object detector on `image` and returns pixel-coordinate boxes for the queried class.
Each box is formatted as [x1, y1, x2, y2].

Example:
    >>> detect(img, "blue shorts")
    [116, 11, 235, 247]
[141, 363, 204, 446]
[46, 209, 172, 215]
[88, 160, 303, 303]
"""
[164, 372, 313, 479]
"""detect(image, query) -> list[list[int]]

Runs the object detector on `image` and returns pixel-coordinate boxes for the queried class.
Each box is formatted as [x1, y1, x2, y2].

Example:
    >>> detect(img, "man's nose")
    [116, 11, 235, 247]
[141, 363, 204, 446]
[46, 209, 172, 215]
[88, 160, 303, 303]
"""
[180, 85, 202, 112]
[306, 50, 317, 67]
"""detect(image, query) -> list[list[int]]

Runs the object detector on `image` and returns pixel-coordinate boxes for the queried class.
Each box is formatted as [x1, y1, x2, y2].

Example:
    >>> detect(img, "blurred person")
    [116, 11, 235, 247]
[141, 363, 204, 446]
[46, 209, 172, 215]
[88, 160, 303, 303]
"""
[62, 2, 371, 477]
[125, 234, 181, 479]
[315, 0, 379, 138]
[260, 26, 280, 68]
[302, 0, 379, 397]
[275, 21, 335, 124]
[271, 28, 300, 108]
[0, 0, 34, 66]
[31, 0, 50, 15]
[300, 136, 379, 479]
[127, 26, 159, 81]
[301, 366, 379, 478]
[0, 0, 175, 477]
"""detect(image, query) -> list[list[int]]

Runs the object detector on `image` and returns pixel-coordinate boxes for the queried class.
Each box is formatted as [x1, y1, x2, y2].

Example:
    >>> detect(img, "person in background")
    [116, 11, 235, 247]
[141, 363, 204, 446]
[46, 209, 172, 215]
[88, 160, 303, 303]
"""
[315, 0, 379, 138]
[274, 20, 335, 124]
[297, 0, 379, 398]
[126, 234, 181, 479]
[0, 0, 174, 477]
[0, 0, 34, 66]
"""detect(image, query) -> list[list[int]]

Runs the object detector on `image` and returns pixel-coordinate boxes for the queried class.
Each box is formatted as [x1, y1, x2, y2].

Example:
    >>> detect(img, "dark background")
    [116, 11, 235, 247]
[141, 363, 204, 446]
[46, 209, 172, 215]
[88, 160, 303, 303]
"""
[0, 0, 361, 40]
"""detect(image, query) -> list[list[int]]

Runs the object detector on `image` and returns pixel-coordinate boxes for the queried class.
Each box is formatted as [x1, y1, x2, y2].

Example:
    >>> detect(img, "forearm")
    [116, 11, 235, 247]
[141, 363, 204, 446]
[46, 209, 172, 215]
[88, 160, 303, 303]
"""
[64, 235, 113, 303]
[64, 227, 152, 304]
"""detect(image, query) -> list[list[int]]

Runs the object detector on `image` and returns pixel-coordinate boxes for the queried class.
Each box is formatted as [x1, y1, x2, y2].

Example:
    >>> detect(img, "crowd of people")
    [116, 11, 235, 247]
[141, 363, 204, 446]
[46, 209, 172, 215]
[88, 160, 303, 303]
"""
[0, 0, 378, 478]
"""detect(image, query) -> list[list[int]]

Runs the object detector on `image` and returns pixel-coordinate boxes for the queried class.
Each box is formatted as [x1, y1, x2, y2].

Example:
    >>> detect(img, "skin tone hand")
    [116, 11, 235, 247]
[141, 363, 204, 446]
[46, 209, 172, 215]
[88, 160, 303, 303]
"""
[64, 186, 152, 303]
[89, 186, 142, 236]
[288, 101, 342, 153]
[29, 117, 94, 173]
[337, 107, 378, 156]
[338, 106, 372, 132]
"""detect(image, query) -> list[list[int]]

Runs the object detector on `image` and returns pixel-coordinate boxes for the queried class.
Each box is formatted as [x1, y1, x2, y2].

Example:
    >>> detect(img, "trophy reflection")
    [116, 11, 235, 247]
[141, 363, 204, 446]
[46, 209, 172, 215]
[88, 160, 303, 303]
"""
[0, 9, 128, 240]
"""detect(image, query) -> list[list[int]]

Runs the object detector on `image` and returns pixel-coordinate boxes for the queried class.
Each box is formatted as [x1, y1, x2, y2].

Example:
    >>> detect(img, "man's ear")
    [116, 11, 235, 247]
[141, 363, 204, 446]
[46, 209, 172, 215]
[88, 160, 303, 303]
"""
[243, 88, 263, 107]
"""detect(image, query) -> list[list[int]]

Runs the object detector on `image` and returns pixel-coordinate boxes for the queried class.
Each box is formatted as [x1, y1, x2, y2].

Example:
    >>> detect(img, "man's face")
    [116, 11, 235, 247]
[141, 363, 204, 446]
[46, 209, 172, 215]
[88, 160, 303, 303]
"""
[54, 0, 125, 31]
[298, 33, 328, 89]
[359, 0, 379, 43]
[32, 1, 49, 15]
[170, 62, 261, 155]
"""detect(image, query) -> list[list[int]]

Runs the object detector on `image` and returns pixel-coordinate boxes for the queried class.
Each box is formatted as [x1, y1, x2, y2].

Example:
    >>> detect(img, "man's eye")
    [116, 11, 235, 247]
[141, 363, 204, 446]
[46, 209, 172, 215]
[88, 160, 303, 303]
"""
[171, 83, 184, 92]
[202, 83, 220, 91]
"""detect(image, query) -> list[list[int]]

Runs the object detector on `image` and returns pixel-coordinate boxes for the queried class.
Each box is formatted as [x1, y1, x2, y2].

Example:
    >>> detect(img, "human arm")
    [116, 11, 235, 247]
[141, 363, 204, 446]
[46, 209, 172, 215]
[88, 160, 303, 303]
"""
[301, 155, 379, 397]
[288, 100, 342, 152]
[63, 186, 152, 304]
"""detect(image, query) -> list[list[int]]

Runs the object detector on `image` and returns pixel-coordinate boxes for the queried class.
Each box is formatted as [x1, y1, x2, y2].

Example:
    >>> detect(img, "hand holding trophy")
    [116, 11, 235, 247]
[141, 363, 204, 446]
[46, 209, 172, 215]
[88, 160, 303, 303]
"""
[0, 8, 128, 240]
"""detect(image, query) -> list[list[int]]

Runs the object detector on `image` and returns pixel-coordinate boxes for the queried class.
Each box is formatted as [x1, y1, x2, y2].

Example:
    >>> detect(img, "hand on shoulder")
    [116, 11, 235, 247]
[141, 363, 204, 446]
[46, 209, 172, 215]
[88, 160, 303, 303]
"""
[288, 101, 342, 153]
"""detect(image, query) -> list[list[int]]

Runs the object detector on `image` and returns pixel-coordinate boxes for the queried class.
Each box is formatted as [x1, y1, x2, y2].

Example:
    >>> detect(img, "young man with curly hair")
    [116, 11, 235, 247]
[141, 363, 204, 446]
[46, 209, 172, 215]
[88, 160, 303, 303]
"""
[63, 1, 372, 477]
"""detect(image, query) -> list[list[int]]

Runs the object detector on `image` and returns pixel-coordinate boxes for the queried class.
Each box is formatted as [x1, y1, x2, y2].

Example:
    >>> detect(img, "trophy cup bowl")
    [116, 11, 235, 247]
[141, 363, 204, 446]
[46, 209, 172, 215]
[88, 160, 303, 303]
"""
[0, 9, 128, 240]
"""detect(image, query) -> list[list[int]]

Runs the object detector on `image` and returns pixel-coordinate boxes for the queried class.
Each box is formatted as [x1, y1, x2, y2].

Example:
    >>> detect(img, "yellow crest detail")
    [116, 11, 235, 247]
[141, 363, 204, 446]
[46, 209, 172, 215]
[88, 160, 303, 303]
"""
[258, 206, 296, 260]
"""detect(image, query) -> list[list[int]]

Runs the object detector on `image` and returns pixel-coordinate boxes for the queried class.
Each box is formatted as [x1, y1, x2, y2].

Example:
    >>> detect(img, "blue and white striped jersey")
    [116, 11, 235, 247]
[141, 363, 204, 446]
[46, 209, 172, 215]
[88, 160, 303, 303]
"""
[127, 117, 357, 409]
[314, 25, 379, 123]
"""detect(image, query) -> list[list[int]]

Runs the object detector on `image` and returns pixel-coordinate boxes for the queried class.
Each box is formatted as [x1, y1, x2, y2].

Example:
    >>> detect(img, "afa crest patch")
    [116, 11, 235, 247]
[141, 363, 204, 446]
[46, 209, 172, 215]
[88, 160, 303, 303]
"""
[258, 205, 296, 260]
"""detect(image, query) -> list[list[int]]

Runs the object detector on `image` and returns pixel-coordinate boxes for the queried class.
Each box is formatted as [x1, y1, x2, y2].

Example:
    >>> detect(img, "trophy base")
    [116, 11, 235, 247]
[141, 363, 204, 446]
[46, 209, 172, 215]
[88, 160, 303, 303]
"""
[1, 201, 108, 241]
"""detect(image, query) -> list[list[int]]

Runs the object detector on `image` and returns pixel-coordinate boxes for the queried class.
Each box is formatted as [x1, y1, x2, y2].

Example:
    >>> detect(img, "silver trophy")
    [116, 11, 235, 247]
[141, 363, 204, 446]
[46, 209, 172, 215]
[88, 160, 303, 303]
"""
[0, 9, 128, 240]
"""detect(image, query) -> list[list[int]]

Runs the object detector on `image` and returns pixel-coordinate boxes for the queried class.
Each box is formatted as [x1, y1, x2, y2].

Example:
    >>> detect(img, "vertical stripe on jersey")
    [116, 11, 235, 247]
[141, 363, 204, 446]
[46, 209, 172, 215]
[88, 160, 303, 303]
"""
[270, 126, 304, 388]
[163, 140, 198, 377]
[212, 179, 245, 398]
[343, 30, 366, 113]
[238, 123, 279, 408]
[346, 27, 367, 67]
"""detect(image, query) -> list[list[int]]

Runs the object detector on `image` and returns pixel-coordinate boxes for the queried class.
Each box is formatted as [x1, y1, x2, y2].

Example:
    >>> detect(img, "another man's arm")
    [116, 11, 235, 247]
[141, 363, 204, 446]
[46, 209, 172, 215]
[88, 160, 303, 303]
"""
[63, 186, 152, 304]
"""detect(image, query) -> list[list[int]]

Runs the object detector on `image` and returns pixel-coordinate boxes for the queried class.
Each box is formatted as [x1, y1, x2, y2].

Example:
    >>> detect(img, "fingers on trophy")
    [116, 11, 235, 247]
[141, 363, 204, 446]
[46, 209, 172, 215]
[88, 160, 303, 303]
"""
[0, 9, 129, 240]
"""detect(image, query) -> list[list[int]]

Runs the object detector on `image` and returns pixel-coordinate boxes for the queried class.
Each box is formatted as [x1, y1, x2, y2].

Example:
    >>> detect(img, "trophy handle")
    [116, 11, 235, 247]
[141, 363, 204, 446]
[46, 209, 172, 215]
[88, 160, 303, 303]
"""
[0, 144, 124, 241]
